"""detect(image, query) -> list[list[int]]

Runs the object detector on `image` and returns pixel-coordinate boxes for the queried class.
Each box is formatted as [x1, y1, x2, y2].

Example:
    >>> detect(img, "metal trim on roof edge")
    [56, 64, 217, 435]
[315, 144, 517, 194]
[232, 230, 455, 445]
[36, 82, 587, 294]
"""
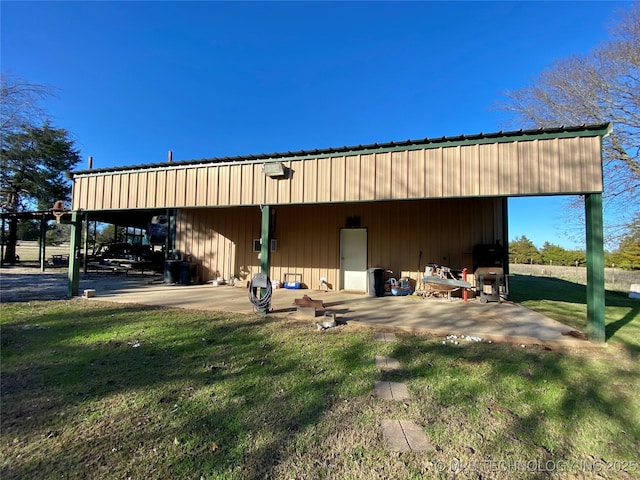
[72, 123, 612, 177]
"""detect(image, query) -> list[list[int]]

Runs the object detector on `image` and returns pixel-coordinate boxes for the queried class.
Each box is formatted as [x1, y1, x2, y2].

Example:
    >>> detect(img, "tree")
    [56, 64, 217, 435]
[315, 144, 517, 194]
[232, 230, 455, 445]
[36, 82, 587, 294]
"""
[1, 122, 81, 263]
[539, 241, 586, 266]
[509, 235, 541, 264]
[96, 224, 124, 244]
[500, 3, 639, 243]
[46, 223, 71, 246]
[1, 73, 55, 137]
[16, 219, 41, 241]
[610, 214, 640, 269]
[540, 242, 566, 265]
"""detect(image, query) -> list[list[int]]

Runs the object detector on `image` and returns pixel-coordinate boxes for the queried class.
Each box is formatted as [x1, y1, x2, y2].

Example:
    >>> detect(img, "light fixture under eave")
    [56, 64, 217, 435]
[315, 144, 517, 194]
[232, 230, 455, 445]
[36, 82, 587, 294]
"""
[263, 162, 287, 178]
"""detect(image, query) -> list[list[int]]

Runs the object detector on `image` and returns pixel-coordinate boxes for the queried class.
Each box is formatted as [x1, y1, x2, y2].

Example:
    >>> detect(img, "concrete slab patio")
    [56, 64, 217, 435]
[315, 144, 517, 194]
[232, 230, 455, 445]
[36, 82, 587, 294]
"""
[0, 267, 591, 347]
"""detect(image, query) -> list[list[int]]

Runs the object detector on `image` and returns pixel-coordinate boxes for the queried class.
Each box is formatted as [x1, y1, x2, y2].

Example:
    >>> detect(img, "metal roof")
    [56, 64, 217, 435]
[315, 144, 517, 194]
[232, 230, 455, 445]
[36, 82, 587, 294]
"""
[72, 123, 612, 176]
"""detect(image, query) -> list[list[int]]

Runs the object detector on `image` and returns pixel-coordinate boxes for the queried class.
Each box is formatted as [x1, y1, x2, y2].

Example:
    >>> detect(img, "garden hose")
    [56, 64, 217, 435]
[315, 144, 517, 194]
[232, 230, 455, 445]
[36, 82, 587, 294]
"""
[248, 275, 272, 313]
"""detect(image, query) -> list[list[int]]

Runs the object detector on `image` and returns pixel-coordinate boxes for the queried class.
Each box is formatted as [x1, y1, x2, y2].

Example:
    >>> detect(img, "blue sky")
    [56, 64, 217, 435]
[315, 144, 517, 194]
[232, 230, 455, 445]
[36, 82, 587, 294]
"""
[2, 1, 633, 249]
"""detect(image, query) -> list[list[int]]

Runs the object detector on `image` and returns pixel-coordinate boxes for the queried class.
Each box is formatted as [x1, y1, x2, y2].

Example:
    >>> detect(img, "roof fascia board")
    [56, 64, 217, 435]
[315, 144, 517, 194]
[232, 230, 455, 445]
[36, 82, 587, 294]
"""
[72, 123, 612, 178]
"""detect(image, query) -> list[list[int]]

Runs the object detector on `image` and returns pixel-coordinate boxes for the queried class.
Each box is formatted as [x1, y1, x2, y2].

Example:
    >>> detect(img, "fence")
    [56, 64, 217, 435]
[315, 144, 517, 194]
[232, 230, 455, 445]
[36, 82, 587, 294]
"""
[509, 263, 639, 293]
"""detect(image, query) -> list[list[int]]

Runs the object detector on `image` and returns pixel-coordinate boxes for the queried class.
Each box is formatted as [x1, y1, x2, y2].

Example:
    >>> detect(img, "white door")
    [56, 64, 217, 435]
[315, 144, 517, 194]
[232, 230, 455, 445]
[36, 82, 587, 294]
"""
[340, 228, 367, 292]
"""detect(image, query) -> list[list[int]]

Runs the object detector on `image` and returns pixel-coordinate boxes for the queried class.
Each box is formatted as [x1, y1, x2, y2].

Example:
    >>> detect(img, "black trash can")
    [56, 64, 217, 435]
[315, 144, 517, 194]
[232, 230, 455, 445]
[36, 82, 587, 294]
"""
[178, 261, 191, 285]
[164, 260, 180, 284]
[367, 268, 385, 297]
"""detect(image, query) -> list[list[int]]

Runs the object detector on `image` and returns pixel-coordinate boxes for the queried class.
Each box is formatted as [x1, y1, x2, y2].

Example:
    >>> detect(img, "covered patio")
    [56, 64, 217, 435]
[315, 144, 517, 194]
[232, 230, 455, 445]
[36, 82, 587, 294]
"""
[73, 272, 590, 347]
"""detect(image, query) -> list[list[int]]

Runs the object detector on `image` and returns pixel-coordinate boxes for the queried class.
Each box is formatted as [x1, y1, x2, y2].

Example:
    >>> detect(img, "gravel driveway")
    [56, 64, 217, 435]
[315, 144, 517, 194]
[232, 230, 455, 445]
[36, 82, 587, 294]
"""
[0, 264, 160, 303]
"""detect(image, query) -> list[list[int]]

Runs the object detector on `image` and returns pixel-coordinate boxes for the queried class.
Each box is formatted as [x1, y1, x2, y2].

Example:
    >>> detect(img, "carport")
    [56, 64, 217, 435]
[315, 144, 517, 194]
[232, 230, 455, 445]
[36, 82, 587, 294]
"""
[65, 123, 612, 341]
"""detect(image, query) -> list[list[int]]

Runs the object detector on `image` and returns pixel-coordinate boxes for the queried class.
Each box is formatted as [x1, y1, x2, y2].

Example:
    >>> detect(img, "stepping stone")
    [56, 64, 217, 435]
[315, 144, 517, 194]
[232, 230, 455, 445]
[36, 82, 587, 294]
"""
[374, 355, 402, 371]
[374, 332, 397, 343]
[374, 381, 411, 400]
[381, 419, 436, 452]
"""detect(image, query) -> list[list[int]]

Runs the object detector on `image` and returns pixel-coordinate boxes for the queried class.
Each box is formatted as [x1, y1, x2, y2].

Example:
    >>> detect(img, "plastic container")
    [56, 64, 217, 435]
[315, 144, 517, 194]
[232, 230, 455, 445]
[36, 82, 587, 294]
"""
[164, 260, 180, 284]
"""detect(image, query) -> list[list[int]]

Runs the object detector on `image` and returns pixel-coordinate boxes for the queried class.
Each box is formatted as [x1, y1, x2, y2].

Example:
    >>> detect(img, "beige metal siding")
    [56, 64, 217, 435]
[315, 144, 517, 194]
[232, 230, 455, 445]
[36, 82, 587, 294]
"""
[156, 170, 166, 206]
[195, 168, 208, 206]
[345, 155, 360, 201]
[146, 171, 157, 207]
[73, 135, 603, 211]
[331, 156, 346, 201]
[375, 152, 391, 199]
[87, 176, 97, 210]
[391, 151, 408, 200]
[317, 157, 332, 202]
[426, 148, 444, 198]
[304, 158, 319, 203]
[176, 198, 503, 286]
[517, 140, 538, 194]
[479, 143, 499, 194]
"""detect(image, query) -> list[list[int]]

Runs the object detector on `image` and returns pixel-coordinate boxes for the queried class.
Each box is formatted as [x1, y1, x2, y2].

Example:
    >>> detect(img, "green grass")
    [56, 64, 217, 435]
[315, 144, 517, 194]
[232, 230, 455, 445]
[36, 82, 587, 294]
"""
[508, 274, 640, 354]
[1, 279, 639, 479]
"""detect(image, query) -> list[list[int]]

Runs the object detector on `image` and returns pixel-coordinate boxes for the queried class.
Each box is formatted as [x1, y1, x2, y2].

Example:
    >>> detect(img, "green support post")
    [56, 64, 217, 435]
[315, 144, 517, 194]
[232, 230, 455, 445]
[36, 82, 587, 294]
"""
[1, 217, 5, 266]
[260, 205, 271, 276]
[83, 212, 90, 274]
[165, 209, 171, 261]
[39, 215, 47, 272]
[67, 211, 83, 298]
[585, 193, 605, 342]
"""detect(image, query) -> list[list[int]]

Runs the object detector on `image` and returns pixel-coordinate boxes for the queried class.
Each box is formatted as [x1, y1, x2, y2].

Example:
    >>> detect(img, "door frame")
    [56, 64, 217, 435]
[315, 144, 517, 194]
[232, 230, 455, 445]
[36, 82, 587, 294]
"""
[339, 227, 368, 292]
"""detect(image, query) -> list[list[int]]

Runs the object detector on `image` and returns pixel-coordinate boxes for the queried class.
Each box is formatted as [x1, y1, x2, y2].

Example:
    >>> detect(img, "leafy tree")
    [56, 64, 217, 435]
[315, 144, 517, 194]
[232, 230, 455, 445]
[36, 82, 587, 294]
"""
[1, 122, 81, 263]
[46, 224, 71, 246]
[509, 235, 541, 264]
[539, 242, 586, 266]
[16, 219, 41, 241]
[500, 3, 640, 243]
[96, 224, 125, 244]
[610, 214, 640, 269]
[540, 242, 567, 265]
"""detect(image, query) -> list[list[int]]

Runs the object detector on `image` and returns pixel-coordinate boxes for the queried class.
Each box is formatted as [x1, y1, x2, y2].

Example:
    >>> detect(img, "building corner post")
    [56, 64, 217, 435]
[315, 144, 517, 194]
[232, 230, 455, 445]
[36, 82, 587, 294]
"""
[67, 211, 82, 298]
[585, 193, 605, 342]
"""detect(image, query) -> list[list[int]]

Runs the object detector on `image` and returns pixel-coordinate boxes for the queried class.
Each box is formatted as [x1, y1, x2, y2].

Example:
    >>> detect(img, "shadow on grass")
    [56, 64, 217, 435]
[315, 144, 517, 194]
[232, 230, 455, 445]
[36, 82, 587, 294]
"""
[509, 275, 639, 353]
[387, 337, 640, 474]
[0, 301, 376, 479]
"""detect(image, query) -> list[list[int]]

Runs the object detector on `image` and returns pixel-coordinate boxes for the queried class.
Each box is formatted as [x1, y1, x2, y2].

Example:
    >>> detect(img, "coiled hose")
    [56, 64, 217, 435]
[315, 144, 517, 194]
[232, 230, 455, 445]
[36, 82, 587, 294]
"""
[248, 275, 272, 313]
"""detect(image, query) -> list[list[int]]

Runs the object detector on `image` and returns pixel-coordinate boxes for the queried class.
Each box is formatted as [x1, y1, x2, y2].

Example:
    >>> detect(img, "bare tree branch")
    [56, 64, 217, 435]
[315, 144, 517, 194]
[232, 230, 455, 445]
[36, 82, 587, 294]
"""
[497, 3, 640, 245]
[0, 73, 57, 136]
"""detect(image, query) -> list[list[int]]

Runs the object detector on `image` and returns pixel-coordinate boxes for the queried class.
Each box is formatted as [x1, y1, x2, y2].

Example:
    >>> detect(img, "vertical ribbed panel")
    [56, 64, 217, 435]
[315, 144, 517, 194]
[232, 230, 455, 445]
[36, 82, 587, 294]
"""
[240, 164, 254, 204]
[304, 158, 318, 203]
[317, 157, 331, 202]
[73, 135, 604, 211]
[375, 152, 391, 199]
[345, 155, 360, 201]
[287, 159, 301, 203]
[175, 198, 503, 286]
[218, 166, 230, 205]
[461, 145, 479, 196]
[175, 169, 187, 207]
[102, 176, 112, 209]
[408, 150, 425, 198]
[186, 169, 198, 206]
[391, 151, 408, 199]
[155, 171, 166, 207]
[331, 156, 346, 201]
[229, 165, 242, 205]
[137, 172, 148, 208]
[146, 171, 157, 208]
[165, 170, 176, 207]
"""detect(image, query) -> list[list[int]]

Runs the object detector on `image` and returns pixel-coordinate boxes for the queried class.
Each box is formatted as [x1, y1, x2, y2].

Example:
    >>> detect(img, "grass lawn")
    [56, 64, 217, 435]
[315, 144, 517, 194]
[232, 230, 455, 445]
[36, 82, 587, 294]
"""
[1, 276, 639, 479]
